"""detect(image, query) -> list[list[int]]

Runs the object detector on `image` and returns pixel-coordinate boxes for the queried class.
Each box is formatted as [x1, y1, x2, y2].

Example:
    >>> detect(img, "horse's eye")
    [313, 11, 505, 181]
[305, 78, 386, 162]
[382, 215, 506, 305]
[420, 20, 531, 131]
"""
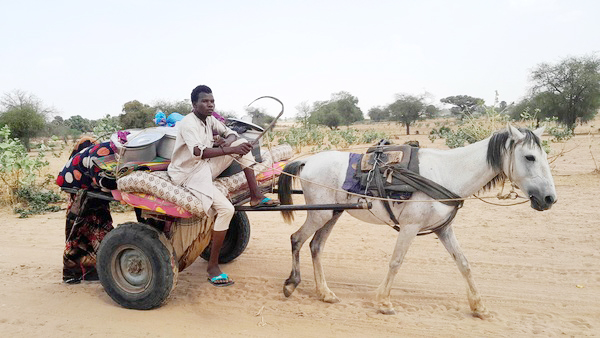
[525, 155, 535, 162]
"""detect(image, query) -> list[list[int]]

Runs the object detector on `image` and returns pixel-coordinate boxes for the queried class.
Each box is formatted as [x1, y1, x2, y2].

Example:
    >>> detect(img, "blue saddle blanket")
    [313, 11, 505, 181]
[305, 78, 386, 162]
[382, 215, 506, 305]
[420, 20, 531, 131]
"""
[341, 153, 412, 200]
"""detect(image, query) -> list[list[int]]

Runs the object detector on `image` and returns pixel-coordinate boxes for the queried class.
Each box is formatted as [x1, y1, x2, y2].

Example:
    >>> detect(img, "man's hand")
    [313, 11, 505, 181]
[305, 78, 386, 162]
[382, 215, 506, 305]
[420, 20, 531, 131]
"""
[213, 135, 227, 147]
[231, 142, 253, 155]
[214, 135, 236, 148]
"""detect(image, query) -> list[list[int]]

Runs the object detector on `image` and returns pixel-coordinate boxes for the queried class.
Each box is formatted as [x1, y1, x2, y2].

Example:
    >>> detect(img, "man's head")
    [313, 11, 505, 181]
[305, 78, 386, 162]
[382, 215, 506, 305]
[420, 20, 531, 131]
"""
[191, 85, 215, 120]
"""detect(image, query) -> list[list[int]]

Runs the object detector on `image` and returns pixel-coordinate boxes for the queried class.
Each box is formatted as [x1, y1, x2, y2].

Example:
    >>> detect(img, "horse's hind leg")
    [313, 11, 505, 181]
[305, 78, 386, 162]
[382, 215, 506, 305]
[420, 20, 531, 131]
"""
[435, 225, 491, 319]
[310, 210, 343, 303]
[283, 210, 332, 298]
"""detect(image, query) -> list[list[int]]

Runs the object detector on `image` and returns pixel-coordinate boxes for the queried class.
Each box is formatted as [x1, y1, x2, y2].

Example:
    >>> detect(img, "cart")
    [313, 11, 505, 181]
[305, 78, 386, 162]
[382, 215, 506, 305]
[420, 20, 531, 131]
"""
[61, 174, 371, 310]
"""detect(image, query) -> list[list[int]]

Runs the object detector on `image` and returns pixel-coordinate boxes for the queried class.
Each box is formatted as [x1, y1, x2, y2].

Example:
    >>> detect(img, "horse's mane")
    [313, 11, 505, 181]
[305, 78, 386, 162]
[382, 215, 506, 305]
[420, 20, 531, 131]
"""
[481, 128, 542, 192]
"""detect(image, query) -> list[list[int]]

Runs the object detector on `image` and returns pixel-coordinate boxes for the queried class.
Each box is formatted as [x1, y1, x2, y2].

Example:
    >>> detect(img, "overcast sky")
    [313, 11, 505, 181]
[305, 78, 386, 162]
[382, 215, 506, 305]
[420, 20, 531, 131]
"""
[1, 0, 598, 120]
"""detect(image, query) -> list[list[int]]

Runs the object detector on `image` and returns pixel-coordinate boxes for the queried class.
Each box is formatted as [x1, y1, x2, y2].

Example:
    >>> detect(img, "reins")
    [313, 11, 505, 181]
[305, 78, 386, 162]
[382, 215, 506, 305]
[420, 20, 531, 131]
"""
[230, 150, 529, 207]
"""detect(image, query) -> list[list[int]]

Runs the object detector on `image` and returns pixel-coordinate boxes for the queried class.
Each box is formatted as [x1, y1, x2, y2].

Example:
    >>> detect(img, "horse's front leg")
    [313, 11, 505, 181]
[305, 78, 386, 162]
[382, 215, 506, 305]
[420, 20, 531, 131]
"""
[375, 224, 419, 315]
[310, 210, 343, 303]
[435, 225, 491, 319]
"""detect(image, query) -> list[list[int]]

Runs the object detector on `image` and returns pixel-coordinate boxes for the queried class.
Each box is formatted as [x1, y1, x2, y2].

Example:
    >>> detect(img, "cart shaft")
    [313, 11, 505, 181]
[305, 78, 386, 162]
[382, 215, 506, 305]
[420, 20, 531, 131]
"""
[235, 202, 372, 212]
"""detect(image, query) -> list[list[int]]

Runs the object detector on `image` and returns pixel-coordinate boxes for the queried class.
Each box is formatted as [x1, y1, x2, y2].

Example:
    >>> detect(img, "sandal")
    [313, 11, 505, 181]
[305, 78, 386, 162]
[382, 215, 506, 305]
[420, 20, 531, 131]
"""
[208, 273, 234, 287]
[250, 197, 280, 208]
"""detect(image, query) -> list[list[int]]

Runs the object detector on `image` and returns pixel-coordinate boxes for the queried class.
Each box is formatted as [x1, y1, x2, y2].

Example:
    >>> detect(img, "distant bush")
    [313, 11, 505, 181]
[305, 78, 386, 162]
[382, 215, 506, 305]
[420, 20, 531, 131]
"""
[0, 125, 62, 216]
[13, 185, 61, 218]
[274, 125, 389, 153]
[429, 107, 509, 148]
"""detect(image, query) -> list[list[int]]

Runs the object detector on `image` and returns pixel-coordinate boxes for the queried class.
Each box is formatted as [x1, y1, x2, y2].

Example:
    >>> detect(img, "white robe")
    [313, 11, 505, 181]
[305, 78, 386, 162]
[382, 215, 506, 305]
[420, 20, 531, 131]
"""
[167, 113, 238, 213]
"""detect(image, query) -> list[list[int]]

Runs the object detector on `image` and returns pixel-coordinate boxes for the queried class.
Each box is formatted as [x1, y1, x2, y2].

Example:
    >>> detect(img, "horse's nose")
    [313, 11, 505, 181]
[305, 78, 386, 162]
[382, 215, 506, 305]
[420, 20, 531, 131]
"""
[544, 195, 556, 205]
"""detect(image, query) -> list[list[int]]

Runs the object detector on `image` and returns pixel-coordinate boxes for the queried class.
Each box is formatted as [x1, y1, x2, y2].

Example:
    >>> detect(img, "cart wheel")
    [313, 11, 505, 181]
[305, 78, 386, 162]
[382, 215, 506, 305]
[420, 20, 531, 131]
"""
[201, 211, 251, 263]
[97, 222, 178, 310]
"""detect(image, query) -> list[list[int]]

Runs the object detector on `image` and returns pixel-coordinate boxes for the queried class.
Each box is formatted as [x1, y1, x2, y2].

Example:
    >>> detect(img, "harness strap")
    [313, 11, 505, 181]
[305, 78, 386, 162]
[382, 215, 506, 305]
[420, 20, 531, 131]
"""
[366, 147, 402, 226]
[360, 143, 463, 234]
[390, 168, 463, 208]
[416, 205, 459, 236]
[373, 161, 401, 225]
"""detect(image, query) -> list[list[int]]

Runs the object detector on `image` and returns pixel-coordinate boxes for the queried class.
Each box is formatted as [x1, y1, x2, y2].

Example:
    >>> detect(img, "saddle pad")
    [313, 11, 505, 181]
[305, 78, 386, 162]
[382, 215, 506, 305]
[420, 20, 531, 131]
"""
[342, 153, 414, 200]
[361, 150, 406, 171]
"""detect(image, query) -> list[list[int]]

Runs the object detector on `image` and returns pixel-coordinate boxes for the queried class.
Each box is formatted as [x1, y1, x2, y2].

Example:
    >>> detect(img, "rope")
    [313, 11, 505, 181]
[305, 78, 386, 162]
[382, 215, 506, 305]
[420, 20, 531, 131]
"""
[228, 144, 528, 207]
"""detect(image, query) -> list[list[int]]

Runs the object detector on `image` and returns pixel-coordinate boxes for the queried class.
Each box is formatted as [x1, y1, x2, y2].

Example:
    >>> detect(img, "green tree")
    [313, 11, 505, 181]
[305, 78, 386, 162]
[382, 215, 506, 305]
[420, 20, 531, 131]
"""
[368, 106, 390, 122]
[218, 110, 238, 119]
[65, 115, 92, 132]
[93, 114, 122, 140]
[245, 107, 274, 128]
[52, 116, 64, 125]
[120, 100, 155, 129]
[309, 91, 363, 129]
[508, 93, 551, 125]
[424, 104, 440, 119]
[46, 116, 70, 144]
[386, 94, 425, 135]
[498, 100, 508, 113]
[440, 95, 485, 119]
[0, 90, 50, 150]
[153, 99, 190, 115]
[530, 54, 600, 129]
[295, 101, 312, 127]
[309, 102, 341, 129]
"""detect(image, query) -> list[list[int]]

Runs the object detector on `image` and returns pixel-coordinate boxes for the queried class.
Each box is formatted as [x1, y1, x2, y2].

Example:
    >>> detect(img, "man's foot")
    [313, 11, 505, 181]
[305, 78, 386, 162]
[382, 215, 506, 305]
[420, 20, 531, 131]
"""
[207, 265, 222, 278]
[250, 197, 280, 208]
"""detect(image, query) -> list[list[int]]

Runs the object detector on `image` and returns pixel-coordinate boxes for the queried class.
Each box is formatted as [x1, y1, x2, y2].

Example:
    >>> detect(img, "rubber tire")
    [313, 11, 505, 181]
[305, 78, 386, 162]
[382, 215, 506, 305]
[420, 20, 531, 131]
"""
[97, 222, 178, 310]
[200, 211, 251, 264]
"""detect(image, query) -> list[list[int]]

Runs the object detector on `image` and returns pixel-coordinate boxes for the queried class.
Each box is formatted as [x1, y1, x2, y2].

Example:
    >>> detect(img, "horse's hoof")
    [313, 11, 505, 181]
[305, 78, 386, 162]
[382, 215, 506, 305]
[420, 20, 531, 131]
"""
[283, 283, 296, 297]
[472, 309, 492, 319]
[378, 307, 396, 315]
[322, 293, 340, 303]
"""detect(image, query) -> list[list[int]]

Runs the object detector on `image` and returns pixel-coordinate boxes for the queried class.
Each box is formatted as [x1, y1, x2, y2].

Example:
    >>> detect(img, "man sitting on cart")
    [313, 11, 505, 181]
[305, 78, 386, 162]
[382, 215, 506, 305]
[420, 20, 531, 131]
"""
[168, 84, 279, 287]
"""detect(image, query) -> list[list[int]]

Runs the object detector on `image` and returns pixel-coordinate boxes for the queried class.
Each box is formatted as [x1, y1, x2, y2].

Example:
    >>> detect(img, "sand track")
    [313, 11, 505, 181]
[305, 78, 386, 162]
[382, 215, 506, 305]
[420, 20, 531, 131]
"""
[0, 131, 599, 337]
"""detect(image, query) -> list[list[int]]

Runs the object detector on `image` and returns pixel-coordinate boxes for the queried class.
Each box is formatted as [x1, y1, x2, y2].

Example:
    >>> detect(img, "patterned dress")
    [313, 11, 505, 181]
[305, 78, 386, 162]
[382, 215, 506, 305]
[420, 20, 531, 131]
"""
[56, 139, 116, 283]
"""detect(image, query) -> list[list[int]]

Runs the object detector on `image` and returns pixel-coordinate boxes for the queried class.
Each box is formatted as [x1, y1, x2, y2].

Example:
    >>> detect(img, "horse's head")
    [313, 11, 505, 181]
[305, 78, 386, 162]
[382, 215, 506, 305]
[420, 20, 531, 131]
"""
[488, 125, 557, 211]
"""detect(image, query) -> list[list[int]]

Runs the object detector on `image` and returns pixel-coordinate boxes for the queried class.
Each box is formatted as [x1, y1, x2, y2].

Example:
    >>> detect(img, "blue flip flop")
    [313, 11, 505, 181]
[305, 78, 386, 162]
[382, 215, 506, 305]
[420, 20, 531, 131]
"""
[208, 273, 234, 287]
[251, 197, 280, 208]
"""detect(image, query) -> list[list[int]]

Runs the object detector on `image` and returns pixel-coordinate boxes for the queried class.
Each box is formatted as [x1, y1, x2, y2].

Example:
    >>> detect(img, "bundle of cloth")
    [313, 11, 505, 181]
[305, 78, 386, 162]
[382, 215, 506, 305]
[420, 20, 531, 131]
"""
[57, 137, 116, 283]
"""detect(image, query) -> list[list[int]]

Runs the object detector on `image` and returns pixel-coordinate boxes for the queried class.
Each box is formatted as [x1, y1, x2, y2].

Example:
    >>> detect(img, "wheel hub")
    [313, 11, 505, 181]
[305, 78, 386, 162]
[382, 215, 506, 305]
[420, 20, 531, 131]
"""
[112, 245, 153, 293]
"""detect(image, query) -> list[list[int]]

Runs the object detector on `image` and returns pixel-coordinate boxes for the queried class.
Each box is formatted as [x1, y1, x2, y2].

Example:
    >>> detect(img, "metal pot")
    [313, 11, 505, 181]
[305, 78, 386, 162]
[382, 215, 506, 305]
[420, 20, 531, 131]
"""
[121, 143, 158, 163]
[156, 134, 176, 159]
[120, 130, 163, 163]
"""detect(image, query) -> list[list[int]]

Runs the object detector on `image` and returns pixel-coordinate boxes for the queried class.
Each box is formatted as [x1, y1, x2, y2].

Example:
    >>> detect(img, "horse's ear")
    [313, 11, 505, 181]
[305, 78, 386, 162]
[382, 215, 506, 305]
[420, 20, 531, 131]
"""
[507, 123, 525, 141]
[532, 126, 545, 138]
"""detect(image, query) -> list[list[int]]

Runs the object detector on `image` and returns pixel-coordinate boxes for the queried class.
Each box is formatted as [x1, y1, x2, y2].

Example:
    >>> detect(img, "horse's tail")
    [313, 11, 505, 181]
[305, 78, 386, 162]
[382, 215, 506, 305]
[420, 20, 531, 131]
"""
[278, 160, 306, 224]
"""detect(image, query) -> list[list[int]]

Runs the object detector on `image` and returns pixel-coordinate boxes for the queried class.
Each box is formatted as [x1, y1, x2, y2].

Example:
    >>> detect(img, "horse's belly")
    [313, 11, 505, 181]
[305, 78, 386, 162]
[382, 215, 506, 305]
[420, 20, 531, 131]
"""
[346, 209, 387, 224]
[346, 200, 407, 225]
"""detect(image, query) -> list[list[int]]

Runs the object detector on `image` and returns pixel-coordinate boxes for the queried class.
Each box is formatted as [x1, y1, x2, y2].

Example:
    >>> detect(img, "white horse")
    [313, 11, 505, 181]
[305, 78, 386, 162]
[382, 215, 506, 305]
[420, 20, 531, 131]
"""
[277, 125, 556, 317]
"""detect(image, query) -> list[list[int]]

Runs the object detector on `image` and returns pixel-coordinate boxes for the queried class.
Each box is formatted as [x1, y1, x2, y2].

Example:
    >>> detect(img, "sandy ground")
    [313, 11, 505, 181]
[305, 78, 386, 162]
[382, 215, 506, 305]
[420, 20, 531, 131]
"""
[1, 123, 599, 337]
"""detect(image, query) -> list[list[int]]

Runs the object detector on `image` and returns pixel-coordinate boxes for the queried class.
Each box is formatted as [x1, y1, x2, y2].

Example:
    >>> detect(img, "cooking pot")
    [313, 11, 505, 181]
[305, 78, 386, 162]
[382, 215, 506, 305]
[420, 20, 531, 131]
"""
[156, 134, 176, 159]
[120, 130, 164, 163]
[154, 126, 178, 159]
[110, 129, 143, 154]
